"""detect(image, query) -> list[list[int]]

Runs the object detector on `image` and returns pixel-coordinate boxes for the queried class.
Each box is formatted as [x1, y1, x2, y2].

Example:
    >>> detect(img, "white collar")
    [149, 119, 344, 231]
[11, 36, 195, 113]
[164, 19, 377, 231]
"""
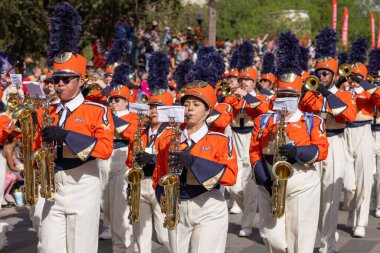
[249, 90, 257, 97]
[328, 85, 338, 94]
[274, 109, 303, 123]
[115, 109, 129, 117]
[56, 93, 84, 113]
[181, 123, 208, 144]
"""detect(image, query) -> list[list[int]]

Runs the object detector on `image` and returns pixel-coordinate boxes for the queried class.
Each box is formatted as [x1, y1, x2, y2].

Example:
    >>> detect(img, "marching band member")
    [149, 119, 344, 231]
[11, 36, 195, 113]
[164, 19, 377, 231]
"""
[343, 38, 376, 238]
[126, 51, 172, 253]
[299, 27, 356, 252]
[97, 63, 136, 251]
[250, 31, 328, 253]
[39, 3, 114, 252]
[153, 50, 238, 253]
[223, 42, 270, 237]
[369, 48, 380, 218]
[260, 52, 276, 92]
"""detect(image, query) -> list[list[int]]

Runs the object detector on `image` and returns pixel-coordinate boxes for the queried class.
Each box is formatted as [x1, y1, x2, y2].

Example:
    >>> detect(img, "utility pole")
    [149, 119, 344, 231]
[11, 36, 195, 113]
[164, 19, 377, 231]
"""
[208, 0, 216, 47]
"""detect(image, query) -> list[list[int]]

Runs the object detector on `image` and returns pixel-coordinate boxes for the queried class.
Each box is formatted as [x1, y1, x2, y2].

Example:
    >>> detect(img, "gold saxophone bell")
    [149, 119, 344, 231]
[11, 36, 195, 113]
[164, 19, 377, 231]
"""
[366, 75, 374, 84]
[339, 63, 352, 77]
[304, 75, 319, 91]
[141, 94, 149, 104]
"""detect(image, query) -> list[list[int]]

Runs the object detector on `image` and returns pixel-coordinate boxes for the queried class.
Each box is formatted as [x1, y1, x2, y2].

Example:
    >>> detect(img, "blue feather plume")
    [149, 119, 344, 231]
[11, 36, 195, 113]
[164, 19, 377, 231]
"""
[49, 2, 81, 59]
[275, 31, 302, 76]
[187, 51, 225, 88]
[229, 48, 239, 69]
[237, 41, 254, 70]
[315, 27, 337, 59]
[299, 46, 309, 71]
[349, 37, 369, 64]
[173, 59, 193, 90]
[338, 52, 349, 66]
[197, 46, 216, 61]
[368, 49, 380, 73]
[147, 51, 170, 91]
[105, 38, 129, 66]
[261, 52, 275, 74]
[111, 63, 130, 86]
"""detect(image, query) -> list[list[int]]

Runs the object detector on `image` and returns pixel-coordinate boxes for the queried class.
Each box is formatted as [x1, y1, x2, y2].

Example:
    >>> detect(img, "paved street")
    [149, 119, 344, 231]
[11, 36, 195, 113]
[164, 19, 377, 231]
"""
[1, 204, 380, 253]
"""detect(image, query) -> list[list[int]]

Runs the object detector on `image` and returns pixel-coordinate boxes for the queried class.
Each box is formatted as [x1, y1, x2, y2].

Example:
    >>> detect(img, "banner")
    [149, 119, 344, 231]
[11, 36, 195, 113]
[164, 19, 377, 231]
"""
[332, 0, 337, 30]
[342, 7, 349, 51]
[371, 12, 375, 49]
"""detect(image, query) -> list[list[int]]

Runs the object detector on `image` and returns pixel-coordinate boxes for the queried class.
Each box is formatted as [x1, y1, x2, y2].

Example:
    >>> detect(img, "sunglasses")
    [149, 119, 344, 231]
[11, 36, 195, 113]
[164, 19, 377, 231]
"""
[169, 87, 176, 91]
[52, 76, 79, 85]
[108, 97, 123, 103]
[315, 70, 329, 78]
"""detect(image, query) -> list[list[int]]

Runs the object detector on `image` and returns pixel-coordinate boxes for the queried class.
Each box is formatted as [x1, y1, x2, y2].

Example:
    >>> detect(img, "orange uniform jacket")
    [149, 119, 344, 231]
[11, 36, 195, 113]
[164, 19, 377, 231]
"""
[206, 103, 233, 133]
[126, 124, 174, 176]
[249, 111, 328, 187]
[112, 111, 139, 149]
[347, 88, 377, 128]
[300, 87, 357, 136]
[85, 89, 108, 104]
[49, 95, 114, 170]
[153, 126, 238, 200]
[0, 113, 14, 146]
[223, 92, 270, 133]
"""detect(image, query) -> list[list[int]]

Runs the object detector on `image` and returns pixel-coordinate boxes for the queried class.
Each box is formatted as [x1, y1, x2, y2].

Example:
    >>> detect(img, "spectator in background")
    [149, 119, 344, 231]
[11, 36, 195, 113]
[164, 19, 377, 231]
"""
[162, 27, 172, 49]
[150, 20, 160, 52]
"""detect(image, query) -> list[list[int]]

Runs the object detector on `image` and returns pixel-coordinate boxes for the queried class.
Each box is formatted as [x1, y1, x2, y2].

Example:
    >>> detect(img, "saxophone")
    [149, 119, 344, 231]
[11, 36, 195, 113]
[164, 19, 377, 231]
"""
[31, 96, 56, 201]
[158, 117, 181, 230]
[12, 102, 38, 205]
[271, 107, 294, 218]
[124, 113, 144, 222]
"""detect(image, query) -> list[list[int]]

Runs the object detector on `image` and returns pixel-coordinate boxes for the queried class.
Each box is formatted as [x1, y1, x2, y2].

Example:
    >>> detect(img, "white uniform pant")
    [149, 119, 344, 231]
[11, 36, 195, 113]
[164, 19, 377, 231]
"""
[39, 160, 100, 253]
[317, 133, 346, 253]
[29, 188, 46, 252]
[229, 130, 257, 228]
[373, 131, 380, 210]
[169, 189, 228, 253]
[132, 177, 170, 253]
[0, 151, 6, 210]
[258, 163, 320, 253]
[343, 124, 374, 227]
[97, 147, 132, 252]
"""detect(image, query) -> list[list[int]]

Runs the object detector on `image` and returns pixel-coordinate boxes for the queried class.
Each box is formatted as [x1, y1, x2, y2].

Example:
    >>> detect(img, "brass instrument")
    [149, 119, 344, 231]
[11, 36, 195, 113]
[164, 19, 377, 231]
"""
[141, 93, 149, 104]
[219, 82, 234, 97]
[304, 75, 319, 91]
[158, 116, 181, 230]
[31, 95, 56, 201]
[366, 75, 374, 84]
[339, 63, 352, 77]
[124, 113, 145, 222]
[13, 104, 38, 205]
[85, 73, 106, 95]
[271, 106, 293, 218]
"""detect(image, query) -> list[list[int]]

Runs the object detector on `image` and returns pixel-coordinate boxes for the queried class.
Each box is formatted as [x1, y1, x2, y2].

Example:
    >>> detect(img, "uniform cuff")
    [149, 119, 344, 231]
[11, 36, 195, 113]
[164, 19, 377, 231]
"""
[113, 115, 129, 134]
[259, 88, 273, 97]
[360, 79, 377, 95]
[206, 109, 221, 126]
[326, 94, 348, 115]
[190, 156, 225, 191]
[252, 160, 271, 186]
[295, 145, 319, 165]
[155, 184, 164, 204]
[217, 94, 224, 103]
[65, 131, 97, 161]
[243, 93, 261, 109]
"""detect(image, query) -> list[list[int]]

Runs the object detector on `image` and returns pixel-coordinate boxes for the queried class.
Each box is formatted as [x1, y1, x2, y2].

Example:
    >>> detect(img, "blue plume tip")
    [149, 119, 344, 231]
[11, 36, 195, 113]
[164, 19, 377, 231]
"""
[315, 27, 337, 59]
[275, 31, 302, 76]
[368, 49, 380, 73]
[349, 37, 369, 64]
[229, 48, 239, 70]
[106, 38, 129, 66]
[261, 52, 275, 74]
[147, 51, 170, 91]
[237, 41, 254, 70]
[173, 59, 193, 90]
[299, 46, 309, 71]
[111, 63, 130, 86]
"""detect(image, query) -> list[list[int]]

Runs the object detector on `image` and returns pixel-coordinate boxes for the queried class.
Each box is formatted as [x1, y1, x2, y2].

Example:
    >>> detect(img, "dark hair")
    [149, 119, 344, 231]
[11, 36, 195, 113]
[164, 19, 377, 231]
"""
[5, 134, 15, 145]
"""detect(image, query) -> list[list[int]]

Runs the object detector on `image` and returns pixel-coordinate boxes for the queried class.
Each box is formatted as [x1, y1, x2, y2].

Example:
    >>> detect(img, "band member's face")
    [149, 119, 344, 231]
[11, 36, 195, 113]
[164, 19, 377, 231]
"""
[239, 78, 256, 92]
[260, 79, 272, 89]
[43, 81, 56, 97]
[108, 97, 128, 111]
[105, 75, 113, 85]
[54, 76, 83, 102]
[149, 105, 159, 124]
[183, 96, 209, 127]
[227, 76, 239, 89]
[316, 69, 334, 87]
[168, 87, 177, 99]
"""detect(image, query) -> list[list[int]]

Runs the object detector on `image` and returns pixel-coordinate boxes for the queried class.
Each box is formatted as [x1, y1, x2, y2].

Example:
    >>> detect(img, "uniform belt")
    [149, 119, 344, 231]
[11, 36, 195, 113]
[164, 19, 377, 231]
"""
[326, 128, 344, 137]
[55, 157, 96, 171]
[346, 120, 371, 128]
[113, 139, 130, 149]
[372, 124, 380, 132]
[231, 126, 254, 134]
[180, 184, 220, 200]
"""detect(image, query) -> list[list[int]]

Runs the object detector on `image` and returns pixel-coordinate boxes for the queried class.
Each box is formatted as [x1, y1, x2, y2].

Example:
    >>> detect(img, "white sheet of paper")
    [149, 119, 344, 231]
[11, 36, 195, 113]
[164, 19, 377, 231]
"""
[129, 102, 149, 115]
[157, 106, 185, 123]
[24, 82, 46, 98]
[10, 74, 22, 88]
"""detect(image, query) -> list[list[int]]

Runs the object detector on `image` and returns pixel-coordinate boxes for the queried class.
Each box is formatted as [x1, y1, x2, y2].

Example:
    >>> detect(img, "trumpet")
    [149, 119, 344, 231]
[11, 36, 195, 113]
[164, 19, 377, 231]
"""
[141, 93, 149, 104]
[366, 75, 374, 84]
[339, 63, 352, 77]
[219, 82, 235, 97]
[303, 75, 319, 91]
